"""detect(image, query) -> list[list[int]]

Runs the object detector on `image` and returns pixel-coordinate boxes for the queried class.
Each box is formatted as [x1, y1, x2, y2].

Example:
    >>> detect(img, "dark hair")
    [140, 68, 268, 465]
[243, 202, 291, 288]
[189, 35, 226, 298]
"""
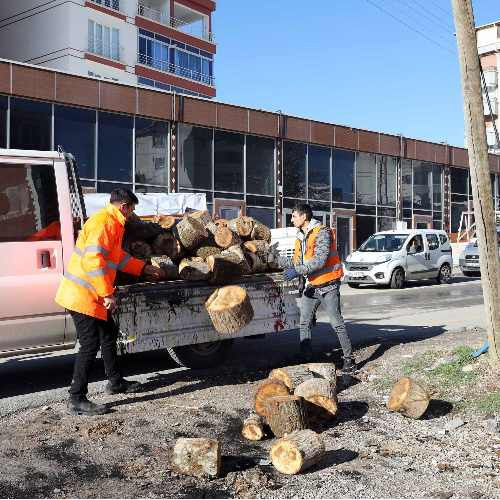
[292, 203, 312, 221]
[110, 188, 139, 206]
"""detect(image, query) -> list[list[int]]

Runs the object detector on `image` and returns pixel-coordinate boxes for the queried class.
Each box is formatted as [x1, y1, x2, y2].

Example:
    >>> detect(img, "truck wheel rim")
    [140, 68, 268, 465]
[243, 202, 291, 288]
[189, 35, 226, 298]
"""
[441, 265, 451, 282]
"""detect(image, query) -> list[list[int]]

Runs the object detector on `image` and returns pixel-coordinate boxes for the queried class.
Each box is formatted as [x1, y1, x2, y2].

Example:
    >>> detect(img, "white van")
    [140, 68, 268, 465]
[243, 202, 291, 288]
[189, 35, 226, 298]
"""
[344, 229, 453, 289]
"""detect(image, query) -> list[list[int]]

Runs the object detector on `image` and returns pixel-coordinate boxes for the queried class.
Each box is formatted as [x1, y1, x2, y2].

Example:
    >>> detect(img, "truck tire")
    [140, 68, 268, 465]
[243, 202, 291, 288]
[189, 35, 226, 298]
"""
[167, 340, 234, 369]
[390, 268, 405, 289]
[437, 263, 452, 284]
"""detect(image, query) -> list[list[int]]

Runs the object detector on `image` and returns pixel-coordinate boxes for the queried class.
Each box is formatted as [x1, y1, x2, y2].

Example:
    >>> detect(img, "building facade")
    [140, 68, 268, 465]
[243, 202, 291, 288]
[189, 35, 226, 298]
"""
[0, 59, 499, 259]
[477, 21, 499, 152]
[0, 0, 216, 98]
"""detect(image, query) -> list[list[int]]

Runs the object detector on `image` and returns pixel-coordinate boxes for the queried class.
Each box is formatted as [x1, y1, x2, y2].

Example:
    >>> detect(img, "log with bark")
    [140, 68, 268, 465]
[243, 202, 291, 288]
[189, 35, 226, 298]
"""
[205, 285, 254, 334]
[227, 216, 254, 239]
[125, 219, 164, 242]
[270, 430, 325, 475]
[171, 438, 221, 478]
[250, 221, 272, 243]
[178, 257, 211, 281]
[245, 251, 268, 274]
[215, 218, 228, 227]
[129, 241, 152, 260]
[241, 413, 265, 441]
[264, 395, 308, 438]
[387, 377, 431, 419]
[205, 221, 219, 236]
[195, 245, 222, 260]
[268, 365, 312, 392]
[307, 363, 337, 388]
[243, 240, 270, 260]
[152, 214, 177, 230]
[214, 226, 242, 249]
[151, 255, 179, 280]
[151, 233, 183, 261]
[254, 379, 290, 417]
[175, 216, 208, 251]
[189, 210, 212, 226]
[294, 378, 338, 420]
[220, 245, 251, 274]
[206, 254, 245, 285]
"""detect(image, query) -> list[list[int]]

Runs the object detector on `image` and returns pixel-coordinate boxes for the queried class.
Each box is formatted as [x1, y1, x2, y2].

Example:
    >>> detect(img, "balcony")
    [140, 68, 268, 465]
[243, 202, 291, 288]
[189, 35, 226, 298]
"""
[137, 2, 215, 43]
[483, 96, 498, 116]
[137, 53, 215, 86]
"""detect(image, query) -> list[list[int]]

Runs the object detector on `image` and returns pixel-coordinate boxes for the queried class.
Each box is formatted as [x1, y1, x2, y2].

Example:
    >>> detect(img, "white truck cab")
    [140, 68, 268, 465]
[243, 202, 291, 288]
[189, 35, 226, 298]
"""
[344, 229, 453, 289]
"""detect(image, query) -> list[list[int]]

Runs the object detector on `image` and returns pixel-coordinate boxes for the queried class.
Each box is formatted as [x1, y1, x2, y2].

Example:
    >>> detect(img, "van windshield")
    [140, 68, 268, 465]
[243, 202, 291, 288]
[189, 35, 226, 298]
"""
[359, 234, 408, 252]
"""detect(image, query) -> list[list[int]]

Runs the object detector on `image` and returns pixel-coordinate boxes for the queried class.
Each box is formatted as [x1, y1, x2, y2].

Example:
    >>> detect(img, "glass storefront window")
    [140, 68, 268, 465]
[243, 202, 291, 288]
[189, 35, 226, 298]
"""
[10, 98, 51, 150]
[54, 105, 95, 179]
[135, 118, 168, 186]
[97, 181, 133, 193]
[356, 215, 376, 248]
[451, 202, 467, 232]
[308, 145, 330, 201]
[450, 167, 468, 194]
[178, 124, 212, 190]
[433, 165, 442, 212]
[247, 207, 275, 228]
[283, 141, 306, 199]
[356, 153, 376, 205]
[413, 161, 432, 211]
[246, 135, 274, 196]
[0, 96, 7, 148]
[377, 217, 395, 232]
[377, 155, 397, 207]
[135, 185, 168, 193]
[332, 149, 354, 204]
[402, 159, 412, 209]
[214, 130, 244, 192]
[98, 112, 133, 182]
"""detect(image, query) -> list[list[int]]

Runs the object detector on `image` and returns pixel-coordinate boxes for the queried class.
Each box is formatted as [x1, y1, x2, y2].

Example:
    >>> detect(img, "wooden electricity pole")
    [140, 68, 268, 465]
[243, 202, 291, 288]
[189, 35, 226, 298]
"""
[451, 0, 500, 362]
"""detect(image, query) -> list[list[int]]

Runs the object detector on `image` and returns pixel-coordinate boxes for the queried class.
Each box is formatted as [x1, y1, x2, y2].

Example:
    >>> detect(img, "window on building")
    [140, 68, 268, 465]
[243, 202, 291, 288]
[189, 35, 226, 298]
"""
[246, 207, 275, 228]
[135, 118, 168, 186]
[92, 0, 120, 11]
[450, 167, 468, 194]
[88, 20, 120, 60]
[402, 159, 412, 209]
[332, 149, 354, 204]
[98, 112, 133, 182]
[54, 105, 96, 180]
[433, 164, 442, 212]
[97, 181, 133, 193]
[413, 161, 432, 211]
[0, 164, 60, 242]
[246, 135, 274, 196]
[214, 131, 244, 193]
[283, 141, 306, 199]
[356, 215, 376, 249]
[308, 145, 330, 202]
[377, 155, 397, 207]
[178, 124, 212, 190]
[10, 98, 51, 151]
[0, 96, 6, 148]
[356, 152, 376, 205]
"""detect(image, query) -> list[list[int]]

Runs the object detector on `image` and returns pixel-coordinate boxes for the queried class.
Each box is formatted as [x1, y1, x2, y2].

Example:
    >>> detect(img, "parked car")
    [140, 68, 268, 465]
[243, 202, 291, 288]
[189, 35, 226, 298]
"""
[344, 229, 453, 289]
[458, 229, 500, 277]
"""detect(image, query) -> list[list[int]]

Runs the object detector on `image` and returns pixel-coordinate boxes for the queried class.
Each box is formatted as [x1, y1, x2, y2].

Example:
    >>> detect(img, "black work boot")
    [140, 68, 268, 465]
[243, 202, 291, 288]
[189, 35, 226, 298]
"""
[341, 356, 357, 388]
[298, 339, 313, 363]
[105, 378, 142, 395]
[68, 396, 109, 416]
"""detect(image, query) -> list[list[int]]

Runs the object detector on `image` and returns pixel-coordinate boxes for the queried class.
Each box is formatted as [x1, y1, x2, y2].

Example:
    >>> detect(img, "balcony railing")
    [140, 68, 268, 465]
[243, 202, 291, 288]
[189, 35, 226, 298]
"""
[137, 3, 215, 43]
[137, 53, 215, 86]
[88, 0, 121, 13]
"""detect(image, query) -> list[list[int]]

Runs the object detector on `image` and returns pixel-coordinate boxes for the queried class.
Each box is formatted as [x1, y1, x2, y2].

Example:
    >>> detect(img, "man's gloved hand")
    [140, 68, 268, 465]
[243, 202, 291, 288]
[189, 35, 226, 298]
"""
[283, 267, 299, 281]
[142, 264, 165, 281]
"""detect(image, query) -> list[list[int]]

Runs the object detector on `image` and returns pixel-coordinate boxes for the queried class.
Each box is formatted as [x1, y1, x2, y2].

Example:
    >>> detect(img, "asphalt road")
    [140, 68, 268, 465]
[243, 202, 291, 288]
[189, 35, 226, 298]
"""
[0, 273, 486, 416]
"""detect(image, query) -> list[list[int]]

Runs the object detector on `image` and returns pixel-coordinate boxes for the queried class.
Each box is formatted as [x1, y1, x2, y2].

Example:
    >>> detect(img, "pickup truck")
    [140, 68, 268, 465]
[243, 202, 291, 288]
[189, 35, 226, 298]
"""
[0, 149, 299, 368]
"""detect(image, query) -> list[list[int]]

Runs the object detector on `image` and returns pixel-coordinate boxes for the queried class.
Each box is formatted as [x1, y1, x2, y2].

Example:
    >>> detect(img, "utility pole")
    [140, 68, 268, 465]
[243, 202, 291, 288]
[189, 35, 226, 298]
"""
[451, 0, 500, 362]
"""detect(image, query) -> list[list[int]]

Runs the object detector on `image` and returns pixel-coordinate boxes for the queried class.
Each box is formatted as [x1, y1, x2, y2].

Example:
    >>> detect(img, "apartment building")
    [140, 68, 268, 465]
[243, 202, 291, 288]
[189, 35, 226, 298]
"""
[477, 21, 499, 153]
[0, 0, 216, 98]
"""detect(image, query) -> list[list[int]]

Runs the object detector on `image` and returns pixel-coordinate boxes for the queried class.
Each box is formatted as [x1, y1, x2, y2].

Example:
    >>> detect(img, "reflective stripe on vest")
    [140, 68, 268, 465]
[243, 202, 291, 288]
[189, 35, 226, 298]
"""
[118, 254, 131, 271]
[64, 272, 96, 292]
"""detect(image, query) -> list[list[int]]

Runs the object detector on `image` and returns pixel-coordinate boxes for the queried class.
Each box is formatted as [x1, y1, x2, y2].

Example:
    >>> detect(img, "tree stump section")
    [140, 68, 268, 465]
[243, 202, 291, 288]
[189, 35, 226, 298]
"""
[294, 379, 338, 420]
[195, 245, 222, 260]
[189, 210, 212, 226]
[307, 363, 337, 391]
[241, 413, 265, 441]
[228, 216, 254, 239]
[175, 216, 208, 251]
[130, 241, 152, 259]
[206, 254, 244, 285]
[152, 233, 183, 261]
[254, 379, 290, 417]
[151, 255, 178, 280]
[171, 438, 221, 478]
[269, 365, 312, 391]
[264, 395, 308, 438]
[205, 221, 219, 236]
[153, 215, 176, 230]
[178, 258, 210, 281]
[251, 222, 272, 243]
[243, 240, 270, 260]
[221, 245, 251, 274]
[205, 285, 254, 334]
[245, 251, 268, 274]
[270, 429, 325, 475]
[387, 377, 431, 419]
[214, 226, 241, 249]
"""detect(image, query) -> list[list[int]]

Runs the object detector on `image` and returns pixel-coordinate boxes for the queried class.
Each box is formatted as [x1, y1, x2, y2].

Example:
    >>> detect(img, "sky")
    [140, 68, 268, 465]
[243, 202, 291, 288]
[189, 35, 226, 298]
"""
[212, 0, 499, 148]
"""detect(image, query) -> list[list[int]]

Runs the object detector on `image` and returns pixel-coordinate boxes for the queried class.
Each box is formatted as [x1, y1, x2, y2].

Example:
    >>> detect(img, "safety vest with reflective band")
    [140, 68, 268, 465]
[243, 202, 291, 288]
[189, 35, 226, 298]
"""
[55, 204, 145, 320]
[293, 225, 343, 285]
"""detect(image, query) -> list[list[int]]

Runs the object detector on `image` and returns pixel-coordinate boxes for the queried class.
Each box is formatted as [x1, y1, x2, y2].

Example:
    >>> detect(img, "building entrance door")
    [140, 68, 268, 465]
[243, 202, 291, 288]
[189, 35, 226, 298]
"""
[332, 209, 356, 261]
[412, 214, 433, 229]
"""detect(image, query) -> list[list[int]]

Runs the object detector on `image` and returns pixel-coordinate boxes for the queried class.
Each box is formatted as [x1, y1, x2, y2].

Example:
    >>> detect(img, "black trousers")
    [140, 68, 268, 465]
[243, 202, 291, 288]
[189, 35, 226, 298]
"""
[69, 311, 123, 398]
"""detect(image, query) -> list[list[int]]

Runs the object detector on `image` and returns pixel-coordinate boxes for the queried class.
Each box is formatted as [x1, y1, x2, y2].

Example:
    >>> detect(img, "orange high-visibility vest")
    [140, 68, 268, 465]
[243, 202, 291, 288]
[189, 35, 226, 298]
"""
[293, 225, 343, 285]
[55, 204, 145, 320]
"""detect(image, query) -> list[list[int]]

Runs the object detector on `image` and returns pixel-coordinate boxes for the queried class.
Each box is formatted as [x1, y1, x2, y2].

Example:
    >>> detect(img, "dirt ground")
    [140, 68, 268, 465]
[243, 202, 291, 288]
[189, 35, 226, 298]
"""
[1, 327, 500, 499]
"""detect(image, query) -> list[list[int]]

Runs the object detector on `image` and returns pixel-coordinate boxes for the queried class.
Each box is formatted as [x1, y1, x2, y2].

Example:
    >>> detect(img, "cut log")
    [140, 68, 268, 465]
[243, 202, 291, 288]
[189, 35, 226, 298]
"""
[151, 233, 183, 261]
[243, 240, 270, 259]
[250, 221, 272, 243]
[129, 240, 152, 259]
[241, 413, 265, 441]
[206, 254, 244, 285]
[214, 226, 241, 249]
[153, 214, 176, 230]
[254, 379, 290, 417]
[205, 221, 219, 236]
[178, 258, 210, 281]
[270, 429, 325, 475]
[171, 438, 221, 478]
[215, 218, 228, 227]
[175, 216, 208, 251]
[125, 219, 164, 242]
[205, 285, 254, 334]
[269, 365, 312, 391]
[294, 379, 338, 420]
[195, 245, 222, 260]
[387, 377, 431, 419]
[221, 245, 251, 274]
[228, 216, 254, 239]
[245, 251, 268, 274]
[264, 395, 308, 438]
[307, 363, 337, 390]
[151, 255, 179, 280]
[189, 210, 212, 226]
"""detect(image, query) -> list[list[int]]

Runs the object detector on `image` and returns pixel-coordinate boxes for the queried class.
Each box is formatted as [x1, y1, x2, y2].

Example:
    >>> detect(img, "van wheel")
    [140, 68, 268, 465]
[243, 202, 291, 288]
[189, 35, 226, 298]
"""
[437, 263, 452, 284]
[390, 268, 405, 289]
[167, 340, 234, 369]
[348, 283, 360, 289]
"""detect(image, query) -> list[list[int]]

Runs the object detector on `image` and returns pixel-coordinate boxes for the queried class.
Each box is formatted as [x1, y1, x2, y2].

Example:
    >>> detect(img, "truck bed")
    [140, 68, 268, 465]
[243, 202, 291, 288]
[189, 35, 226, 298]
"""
[113, 273, 300, 354]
